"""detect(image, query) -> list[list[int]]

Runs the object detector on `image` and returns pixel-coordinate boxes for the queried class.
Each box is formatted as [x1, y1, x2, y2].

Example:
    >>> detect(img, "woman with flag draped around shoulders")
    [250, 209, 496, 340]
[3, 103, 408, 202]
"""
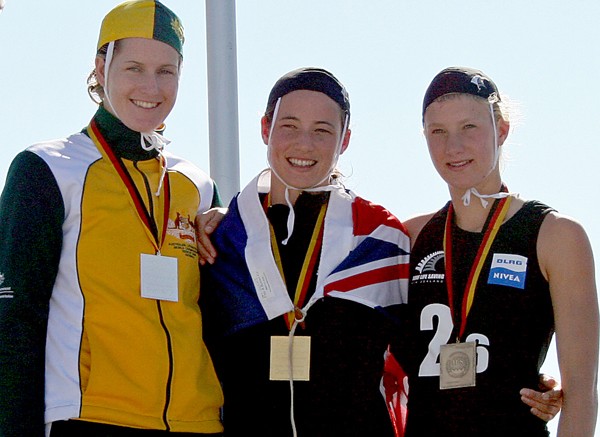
[199, 67, 411, 437]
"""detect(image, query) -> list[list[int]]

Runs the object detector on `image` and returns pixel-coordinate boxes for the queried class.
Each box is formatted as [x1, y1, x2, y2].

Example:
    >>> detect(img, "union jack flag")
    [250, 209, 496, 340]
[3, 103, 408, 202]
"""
[202, 173, 410, 336]
[323, 196, 410, 308]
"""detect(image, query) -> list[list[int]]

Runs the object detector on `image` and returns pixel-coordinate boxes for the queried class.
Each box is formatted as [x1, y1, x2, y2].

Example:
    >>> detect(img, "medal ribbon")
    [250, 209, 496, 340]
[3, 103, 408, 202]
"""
[443, 194, 512, 341]
[88, 121, 170, 253]
[264, 193, 327, 330]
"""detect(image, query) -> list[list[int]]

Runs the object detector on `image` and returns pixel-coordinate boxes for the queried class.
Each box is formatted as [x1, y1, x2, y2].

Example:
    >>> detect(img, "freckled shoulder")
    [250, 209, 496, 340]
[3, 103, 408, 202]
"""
[534, 204, 596, 289]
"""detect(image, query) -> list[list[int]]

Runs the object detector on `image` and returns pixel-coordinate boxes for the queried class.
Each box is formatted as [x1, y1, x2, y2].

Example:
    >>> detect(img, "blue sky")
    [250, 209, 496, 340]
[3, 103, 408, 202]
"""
[1, 1, 599, 433]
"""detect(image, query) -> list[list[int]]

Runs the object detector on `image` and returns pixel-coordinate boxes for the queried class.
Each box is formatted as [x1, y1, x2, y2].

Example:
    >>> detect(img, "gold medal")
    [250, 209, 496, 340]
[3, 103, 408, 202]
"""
[269, 335, 311, 381]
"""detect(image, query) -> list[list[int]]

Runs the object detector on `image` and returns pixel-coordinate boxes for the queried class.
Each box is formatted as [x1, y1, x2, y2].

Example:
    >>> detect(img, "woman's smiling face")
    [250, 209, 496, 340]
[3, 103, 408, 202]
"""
[96, 37, 181, 133]
[263, 89, 349, 197]
[423, 93, 508, 194]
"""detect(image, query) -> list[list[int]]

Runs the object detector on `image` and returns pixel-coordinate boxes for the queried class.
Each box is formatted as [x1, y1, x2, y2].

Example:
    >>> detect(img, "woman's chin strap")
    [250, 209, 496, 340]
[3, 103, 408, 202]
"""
[141, 132, 171, 197]
[104, 41, 170, 198]
[462, 187, 510, 209]
[266, 98, 348, 245]
[462, 94, 512, 209]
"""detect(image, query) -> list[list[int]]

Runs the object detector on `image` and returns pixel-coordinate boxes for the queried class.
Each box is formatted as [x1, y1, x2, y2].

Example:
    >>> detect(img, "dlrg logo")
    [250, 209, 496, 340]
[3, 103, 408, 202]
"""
[487, 254, 528, 290]
[496, 258, 524, 266]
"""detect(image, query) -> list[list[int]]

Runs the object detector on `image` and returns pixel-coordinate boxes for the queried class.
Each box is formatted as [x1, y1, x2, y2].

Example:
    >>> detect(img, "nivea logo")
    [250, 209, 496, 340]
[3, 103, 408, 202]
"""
[487, 253, 527, 290]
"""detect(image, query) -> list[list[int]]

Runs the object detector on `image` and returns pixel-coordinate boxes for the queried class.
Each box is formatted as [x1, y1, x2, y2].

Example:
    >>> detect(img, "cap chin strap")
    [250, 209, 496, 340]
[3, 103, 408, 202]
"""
[140, 132, 170, 196]
[462, 188, 510, 209]
[462, 93, 511, 208]
[267, 98, 349, 245]
[104, 41, 170, 197]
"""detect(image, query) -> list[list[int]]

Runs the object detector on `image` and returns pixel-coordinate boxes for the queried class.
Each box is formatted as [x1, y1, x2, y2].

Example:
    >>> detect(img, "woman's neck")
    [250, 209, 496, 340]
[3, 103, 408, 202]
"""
[269, 177, 301, 206]
[449, 199, 494, 233]
[92, 106, 157, 161]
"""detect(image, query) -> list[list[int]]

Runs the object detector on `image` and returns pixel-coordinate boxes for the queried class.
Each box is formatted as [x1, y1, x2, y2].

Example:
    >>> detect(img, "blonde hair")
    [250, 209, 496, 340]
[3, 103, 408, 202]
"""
[430, 92, 521, 132]
[86, 42, 114, 105]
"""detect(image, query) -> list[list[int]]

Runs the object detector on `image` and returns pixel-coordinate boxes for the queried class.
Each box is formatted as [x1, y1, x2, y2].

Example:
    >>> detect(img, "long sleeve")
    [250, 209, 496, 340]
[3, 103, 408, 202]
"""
[210, 182, 223, 208]
[0, 151, 64, 436]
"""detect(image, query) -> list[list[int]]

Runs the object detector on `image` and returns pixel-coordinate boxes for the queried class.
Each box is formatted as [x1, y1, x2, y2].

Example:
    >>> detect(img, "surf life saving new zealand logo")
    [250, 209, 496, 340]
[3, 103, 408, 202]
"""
[412, 251, 445, 284]
[487, 253, 527, 290]
[0, 272, 14, 299]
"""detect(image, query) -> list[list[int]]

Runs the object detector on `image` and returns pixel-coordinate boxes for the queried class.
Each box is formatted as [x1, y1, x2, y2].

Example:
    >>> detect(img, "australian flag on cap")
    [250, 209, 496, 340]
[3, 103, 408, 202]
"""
[98, 0, 184, 56]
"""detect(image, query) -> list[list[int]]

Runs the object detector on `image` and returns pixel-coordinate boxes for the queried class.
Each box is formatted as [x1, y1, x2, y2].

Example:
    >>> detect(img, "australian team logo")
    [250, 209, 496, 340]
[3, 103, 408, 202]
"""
[171, 17, 185, 45]
[167, 211, 196, 242]
[487, 253, 527, 290]
[412, 251, 445, 284]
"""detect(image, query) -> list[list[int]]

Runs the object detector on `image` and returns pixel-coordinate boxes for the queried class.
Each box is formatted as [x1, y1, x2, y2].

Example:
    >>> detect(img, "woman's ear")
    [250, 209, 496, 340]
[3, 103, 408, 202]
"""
[95, 56, 106, 87]
[497, 118, 510, 146]
[260, 115, 270, 145]
[340, 128, 352, 154]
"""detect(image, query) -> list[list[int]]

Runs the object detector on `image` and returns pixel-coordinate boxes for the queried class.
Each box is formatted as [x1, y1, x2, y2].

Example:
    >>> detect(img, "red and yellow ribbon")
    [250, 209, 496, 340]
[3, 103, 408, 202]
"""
[443, 196, 512, 340]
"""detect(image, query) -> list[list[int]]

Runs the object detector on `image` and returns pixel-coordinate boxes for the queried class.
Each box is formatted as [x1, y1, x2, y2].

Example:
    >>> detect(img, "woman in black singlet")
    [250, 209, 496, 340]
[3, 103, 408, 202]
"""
[398, 67, 598, 437]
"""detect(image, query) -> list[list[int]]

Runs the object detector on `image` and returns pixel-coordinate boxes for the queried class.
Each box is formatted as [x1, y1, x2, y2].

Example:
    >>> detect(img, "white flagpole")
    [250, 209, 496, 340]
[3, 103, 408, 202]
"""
[205, 0, 240, 204]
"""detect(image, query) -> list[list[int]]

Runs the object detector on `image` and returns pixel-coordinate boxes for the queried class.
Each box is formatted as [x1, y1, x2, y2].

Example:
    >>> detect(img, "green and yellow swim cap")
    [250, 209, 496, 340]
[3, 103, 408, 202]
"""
[97, 0, 184, 56]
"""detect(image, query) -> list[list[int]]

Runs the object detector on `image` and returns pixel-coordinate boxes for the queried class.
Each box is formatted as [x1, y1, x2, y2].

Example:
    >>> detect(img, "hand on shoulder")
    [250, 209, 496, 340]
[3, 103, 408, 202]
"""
[195, 207, 228, 265]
